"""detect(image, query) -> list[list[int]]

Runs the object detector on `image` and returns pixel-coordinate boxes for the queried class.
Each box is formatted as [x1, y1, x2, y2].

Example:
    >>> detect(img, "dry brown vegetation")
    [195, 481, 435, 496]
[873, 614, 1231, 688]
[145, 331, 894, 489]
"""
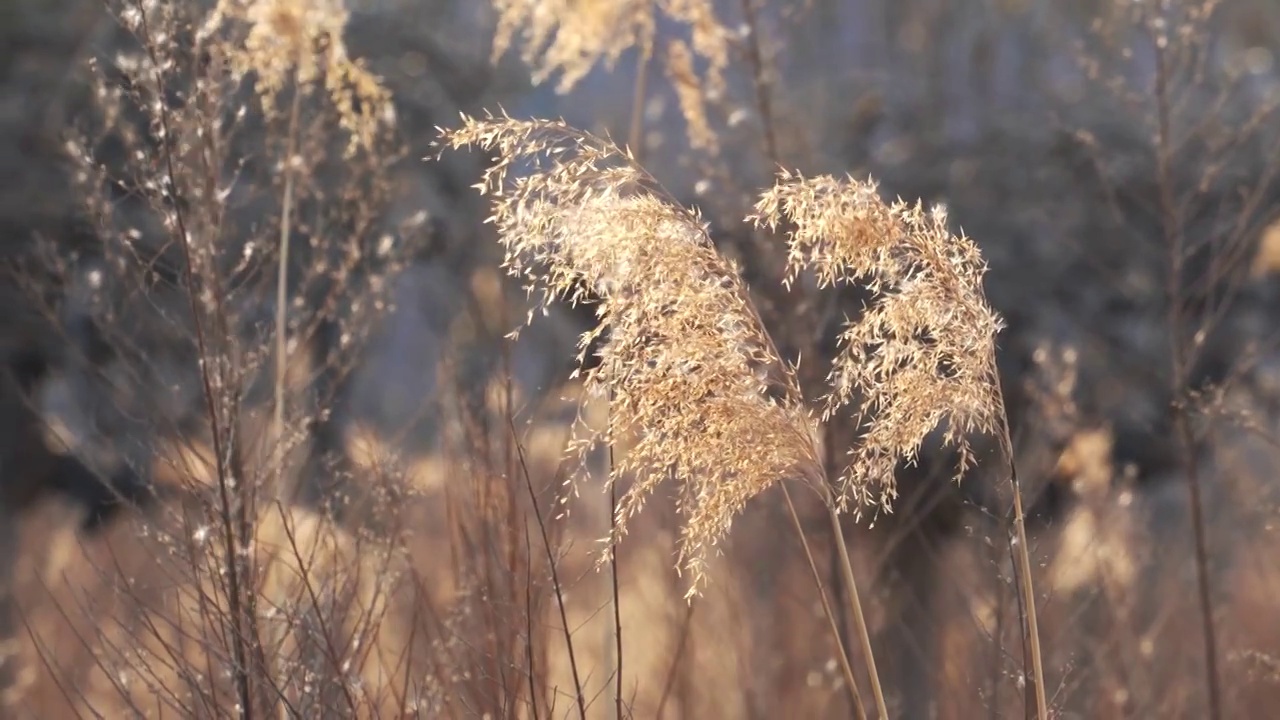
[3, 0, 1280, 718]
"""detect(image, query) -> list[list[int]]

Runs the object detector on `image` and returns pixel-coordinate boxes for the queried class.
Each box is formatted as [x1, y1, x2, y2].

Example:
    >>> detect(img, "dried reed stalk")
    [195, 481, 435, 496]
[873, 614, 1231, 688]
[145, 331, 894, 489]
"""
[752, 170, 1044, 719]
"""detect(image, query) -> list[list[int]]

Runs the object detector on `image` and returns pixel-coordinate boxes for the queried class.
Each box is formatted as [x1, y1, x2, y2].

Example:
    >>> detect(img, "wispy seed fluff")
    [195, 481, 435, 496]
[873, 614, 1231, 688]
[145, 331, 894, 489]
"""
[436, 115, 822, 595]
[752, 171, 1006, 515]
[200, 0, 393, 155]
[490, 0, 732, 97]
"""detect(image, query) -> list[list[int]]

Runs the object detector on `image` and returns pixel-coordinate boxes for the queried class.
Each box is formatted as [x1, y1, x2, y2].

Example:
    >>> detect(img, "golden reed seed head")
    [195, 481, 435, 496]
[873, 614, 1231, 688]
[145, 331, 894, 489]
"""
[490, 0, 731, 97]
[201, 0, 394, 156]
[437, 115, 822, 595]
[752, 170, 1006, 516]
[436, 117, 1008, 593]
[491, 0, 655, 93]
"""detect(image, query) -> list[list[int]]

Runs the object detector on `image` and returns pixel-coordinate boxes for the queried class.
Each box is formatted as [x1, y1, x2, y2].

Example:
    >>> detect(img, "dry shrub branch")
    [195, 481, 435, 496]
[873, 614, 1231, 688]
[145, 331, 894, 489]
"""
[16, 0, 423, 715]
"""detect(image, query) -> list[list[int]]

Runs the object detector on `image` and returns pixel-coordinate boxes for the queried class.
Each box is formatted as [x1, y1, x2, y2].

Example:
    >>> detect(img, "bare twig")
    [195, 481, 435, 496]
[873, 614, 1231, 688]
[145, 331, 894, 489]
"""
[133, 4, 255, 716]
[780, 483, 867, 720]
[524, 525, 542, 720]
[820, 487, 886, 719]
[737, 0, 780, 167]
[653, 601, 695, 720]
[627, 27, 654, 164]
[511, 418, 587, 720]
[609, 443, 625, 720]
[272, 86, 303, 503]
[995, 381, 1048, 720]
[1150, 14, 1222, 719]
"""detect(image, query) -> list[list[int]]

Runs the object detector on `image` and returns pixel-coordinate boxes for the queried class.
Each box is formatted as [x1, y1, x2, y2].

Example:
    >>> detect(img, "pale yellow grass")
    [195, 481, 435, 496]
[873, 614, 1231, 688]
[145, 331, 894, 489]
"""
[11, 403, 1280, 718]
[7, 498, 416, 718]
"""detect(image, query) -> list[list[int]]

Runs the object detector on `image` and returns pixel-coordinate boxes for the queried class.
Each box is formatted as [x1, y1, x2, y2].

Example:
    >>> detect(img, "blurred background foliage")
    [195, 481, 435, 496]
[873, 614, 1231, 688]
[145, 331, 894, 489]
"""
[5, 1, 1280, 717]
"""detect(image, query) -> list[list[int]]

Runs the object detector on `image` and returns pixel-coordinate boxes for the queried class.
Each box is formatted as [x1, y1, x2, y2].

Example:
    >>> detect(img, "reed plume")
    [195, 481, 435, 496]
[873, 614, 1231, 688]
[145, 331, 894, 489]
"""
[435, 114, 822, 594]
[200, 0, 393, 155]
[490, 0, 731, 96]
[752, 171, 1006, 516]
[436, 117, 1012, 604]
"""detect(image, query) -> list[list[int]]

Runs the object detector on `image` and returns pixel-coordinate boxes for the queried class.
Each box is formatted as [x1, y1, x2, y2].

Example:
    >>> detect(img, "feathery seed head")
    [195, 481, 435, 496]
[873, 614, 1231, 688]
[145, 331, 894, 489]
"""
[491, 0, 656, 94]
[666, 40, 718, 152]
[202, 0, 393, 155]
[490, 0, 730, 97]
[437, 115, 822, 595]
[752, 171, 1006, 514]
